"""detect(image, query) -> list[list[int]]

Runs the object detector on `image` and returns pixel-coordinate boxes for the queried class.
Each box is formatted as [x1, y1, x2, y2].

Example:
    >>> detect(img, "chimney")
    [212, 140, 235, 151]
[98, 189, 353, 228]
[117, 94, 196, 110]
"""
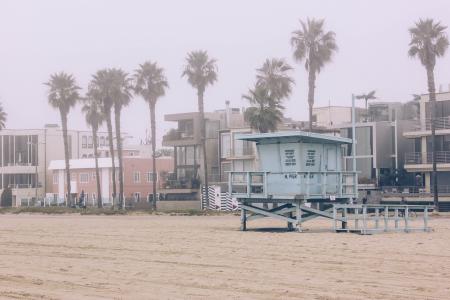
[225, 100, 231, 128]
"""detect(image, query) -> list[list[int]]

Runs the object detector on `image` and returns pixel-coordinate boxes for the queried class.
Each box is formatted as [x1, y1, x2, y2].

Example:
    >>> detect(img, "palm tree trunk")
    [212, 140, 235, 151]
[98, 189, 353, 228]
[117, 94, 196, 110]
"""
[92, 126, 102, 208]
[198, 89, 209, 209]
[150, 102, 157, 211]
[426, 66, 439, 212]
[307, 67, 316, 132]
[105, 111, 117, 207]
[60, 110, 71, 207]
[114, 106, 124, 209]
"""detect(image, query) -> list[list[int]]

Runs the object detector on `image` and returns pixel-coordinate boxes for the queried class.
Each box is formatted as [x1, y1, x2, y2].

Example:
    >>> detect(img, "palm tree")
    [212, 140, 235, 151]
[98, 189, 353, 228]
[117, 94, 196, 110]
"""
[408, 18, 449, 211]
[90, 69, 117, 206]
[182, 50, 218, 209]
[291, 18, 338, 131]
[134, 61, 169, 211]
[45, 72, 80, 206]
[82, 94, 104, 208]
[356, 90, 376, 111]
[110, 68, 132, 209]
[243, 84, 283, 133]
[256, 58, 294, 101]
[0, 103, 7, 129]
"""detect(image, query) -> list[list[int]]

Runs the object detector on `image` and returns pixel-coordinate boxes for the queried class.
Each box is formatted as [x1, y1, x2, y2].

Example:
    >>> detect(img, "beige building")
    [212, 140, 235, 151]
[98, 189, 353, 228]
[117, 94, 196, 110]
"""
[403, 91, 450, 193]
[0, 124, 112, 206]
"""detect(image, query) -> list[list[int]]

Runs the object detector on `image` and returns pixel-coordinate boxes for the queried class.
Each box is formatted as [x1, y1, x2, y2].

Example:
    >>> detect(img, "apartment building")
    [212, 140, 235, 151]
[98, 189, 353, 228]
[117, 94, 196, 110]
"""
[403, 91, 450, 193]
[48, 156, 173, 206]
[316, 102, 416, 188]
[0, 124, 112, 206]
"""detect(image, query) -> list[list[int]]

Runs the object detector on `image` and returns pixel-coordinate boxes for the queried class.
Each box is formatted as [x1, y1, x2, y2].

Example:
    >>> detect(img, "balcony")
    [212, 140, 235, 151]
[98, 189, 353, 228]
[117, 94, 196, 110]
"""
[162, 129, 197, 146]
[404, 151, 450, 171]
[404, 117, 450, 137]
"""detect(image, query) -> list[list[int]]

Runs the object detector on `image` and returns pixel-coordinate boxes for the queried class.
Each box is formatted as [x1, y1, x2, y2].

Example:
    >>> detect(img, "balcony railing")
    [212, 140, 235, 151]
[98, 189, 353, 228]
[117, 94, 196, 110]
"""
[162, 129, 194, 142]
[405, 151, 450, 164]
[229, 171, 358, 200]
[382, 185, 450, 195]
[408, 117, 450, 132]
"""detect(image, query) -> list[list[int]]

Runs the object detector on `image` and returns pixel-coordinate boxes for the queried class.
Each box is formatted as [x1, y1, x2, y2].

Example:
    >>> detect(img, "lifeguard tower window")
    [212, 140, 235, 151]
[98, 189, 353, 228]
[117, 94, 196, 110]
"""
[284, 149, 296, 166]
[306, 150, 316, 166]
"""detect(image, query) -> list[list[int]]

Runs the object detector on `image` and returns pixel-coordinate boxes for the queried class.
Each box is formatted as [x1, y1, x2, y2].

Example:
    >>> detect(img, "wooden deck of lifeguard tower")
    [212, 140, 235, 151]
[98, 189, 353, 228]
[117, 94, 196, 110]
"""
[228, 131, 431, 233]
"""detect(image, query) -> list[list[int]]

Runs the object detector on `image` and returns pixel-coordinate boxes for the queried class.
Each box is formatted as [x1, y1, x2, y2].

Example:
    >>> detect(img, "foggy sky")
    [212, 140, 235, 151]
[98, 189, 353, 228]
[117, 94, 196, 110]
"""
[1, 0, 450, 147]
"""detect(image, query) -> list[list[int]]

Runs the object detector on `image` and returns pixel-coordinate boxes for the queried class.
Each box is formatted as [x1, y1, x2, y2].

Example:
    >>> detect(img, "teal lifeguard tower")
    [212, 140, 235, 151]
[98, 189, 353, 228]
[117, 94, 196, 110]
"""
[229, 131, 358, 231]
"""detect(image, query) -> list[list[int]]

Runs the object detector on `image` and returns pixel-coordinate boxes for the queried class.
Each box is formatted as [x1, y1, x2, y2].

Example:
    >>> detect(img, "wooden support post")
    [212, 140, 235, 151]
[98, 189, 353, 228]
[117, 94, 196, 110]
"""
[362, 205, 367, 234]
[424, 206, 428, 231]
[404, 206, 409, 232]
[296, 203, 302, 232]
[240, 202, 247, 231]
[395, 208, 399, 229]
[384, 206, 388, 232]
[342, 207, 348, 231]
[375, 208, 379, 229]
[287, 205, 294, 231]
[333, 205, 337, 232]
[355, 206, 359, 230]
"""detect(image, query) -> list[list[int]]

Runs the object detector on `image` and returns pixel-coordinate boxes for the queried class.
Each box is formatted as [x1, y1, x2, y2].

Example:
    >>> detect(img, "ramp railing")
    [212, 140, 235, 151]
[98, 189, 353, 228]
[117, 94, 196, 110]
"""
[333, 204, 431, 234]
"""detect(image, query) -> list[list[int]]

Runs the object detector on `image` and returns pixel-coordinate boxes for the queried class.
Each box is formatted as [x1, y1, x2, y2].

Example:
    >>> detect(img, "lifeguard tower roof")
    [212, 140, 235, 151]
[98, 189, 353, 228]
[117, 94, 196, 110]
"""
[235, 131, 352, 145]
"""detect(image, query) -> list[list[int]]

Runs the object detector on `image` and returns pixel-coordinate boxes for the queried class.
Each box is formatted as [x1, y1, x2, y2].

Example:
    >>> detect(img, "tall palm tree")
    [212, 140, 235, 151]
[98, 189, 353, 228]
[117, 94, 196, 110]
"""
[408, 18, 449, 211]
[90, 69, 117, 206]
[134, 61, 169, 211]
[243, 84, 283, 133]
[256, 58, 294, 101]
[182, 50, 217, 209]
[0, 103, 7, 129]
[45, 72, 80, 206]
[110, 68, 133, 209]
[291, 18, 338, 131]
[356, 90, 376, 111]
[82, 94, 104, 208]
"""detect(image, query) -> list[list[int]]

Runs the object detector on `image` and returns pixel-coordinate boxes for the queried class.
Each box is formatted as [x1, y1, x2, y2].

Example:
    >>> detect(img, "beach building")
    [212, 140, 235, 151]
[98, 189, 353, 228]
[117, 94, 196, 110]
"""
[48, 156, 173, 207]
[0, 124, 114, 206]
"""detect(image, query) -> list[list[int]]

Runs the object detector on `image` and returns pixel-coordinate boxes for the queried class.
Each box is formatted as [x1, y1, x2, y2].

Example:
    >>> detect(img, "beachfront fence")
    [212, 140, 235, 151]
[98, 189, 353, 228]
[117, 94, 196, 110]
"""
[201, 185, 239, 211]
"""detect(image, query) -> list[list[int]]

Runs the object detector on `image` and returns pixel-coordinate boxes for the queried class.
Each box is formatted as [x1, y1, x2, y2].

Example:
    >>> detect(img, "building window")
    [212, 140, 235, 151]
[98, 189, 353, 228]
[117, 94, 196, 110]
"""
[306, 150, 316, 167]
[80, 173, 89, 183]
[147, 172, 157, 182]
[82, 136, 87, 148]
[284, 149, 296, 166]
[221, 133, 231, 158]
[53, 174, 58, 184]
[133, 171, 141, 183]
[88, 136, 93, 148]
[100, 136, 105, 147]
[134, 192, 141, 202]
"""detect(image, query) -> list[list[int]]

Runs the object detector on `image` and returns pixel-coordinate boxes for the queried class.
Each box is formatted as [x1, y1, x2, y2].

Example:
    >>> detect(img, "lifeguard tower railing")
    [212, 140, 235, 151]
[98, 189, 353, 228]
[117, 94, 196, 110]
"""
[229, 170, 358, 201]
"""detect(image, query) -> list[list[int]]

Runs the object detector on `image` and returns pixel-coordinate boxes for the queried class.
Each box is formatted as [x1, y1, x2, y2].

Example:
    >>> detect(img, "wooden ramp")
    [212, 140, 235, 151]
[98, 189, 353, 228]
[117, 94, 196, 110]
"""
[239, 201, 432, 234]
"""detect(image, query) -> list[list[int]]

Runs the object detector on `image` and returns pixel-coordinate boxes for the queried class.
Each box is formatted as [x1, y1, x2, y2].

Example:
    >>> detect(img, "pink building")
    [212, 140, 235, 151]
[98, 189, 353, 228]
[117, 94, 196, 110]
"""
[48, 156, 173, 205]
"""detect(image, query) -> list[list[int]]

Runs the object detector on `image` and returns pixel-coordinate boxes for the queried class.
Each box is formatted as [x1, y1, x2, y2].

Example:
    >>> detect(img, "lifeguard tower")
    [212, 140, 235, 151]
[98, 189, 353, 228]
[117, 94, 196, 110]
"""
[229, 131, 431, 233]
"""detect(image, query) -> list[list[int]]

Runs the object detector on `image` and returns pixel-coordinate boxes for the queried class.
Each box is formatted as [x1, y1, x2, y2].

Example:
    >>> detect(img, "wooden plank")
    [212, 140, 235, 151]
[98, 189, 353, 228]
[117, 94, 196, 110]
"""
[241, 204, 298, 224]
[300, 205, 344, 221]
[246, 204, 293, 221]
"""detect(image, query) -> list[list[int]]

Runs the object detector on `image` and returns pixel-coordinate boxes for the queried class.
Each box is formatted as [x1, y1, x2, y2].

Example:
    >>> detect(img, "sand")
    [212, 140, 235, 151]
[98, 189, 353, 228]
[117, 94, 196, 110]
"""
[0, 214, 449, 300]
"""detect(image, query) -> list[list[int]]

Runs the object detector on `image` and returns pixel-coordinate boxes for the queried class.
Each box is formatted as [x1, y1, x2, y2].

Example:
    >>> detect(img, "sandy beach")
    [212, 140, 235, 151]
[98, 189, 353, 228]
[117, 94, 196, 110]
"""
[0, 214, 449, 299]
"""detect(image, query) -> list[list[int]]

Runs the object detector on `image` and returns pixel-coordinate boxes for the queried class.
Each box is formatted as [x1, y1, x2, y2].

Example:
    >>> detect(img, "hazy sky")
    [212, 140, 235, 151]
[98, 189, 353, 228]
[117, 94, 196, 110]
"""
[1, 0, 450, 147]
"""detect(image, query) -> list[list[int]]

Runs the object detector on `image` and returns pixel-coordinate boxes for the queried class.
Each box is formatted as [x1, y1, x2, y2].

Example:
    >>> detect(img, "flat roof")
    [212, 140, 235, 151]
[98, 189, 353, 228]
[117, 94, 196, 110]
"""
[235, 131, 352, 145]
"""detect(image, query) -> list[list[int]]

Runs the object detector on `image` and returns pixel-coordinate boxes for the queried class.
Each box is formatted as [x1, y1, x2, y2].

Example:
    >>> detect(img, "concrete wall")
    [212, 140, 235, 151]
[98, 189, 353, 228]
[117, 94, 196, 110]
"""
[156, 200, 201, 211]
